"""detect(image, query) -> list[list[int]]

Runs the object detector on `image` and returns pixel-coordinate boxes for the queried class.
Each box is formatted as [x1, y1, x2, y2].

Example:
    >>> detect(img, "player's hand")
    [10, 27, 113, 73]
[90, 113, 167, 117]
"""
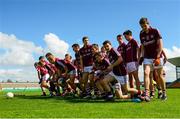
[163, 58, 167, 65]
[138, 57, 144, 65]
[107, 65, 113, 71]
[153, 58, 160, 66]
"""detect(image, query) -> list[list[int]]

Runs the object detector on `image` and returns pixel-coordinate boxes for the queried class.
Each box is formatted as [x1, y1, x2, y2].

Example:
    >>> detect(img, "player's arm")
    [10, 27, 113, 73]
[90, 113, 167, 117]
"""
[156, 38, 163, 58]
[162, 50, 167, 64]
[80, 55, 84, 72]
[63, 66, 68, 77]
[37, 71, 41, 80]
[107, 55, 122, 71]
[138, 45, 144, 65]
[37, 71, 42, 84]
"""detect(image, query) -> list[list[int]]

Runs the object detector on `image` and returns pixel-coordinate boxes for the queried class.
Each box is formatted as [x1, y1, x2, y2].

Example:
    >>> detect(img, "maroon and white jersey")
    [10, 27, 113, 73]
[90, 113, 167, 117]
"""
[74, 51, 81, 69]
[36, 65, 49, 76]
[97, 58, 111, 71]
[54, 58, 67, 73]
[64, 60, 76, 72]
[79, 45, 93, 67]
[125, 39, 139, 63]
[100, 51, 107, 59]
[107, 48, 127, 76]
[92, 52, 99, 71]
[45, 63, 57, 75]
[117, 42, 126, 61]
[140, 27, 162, 59]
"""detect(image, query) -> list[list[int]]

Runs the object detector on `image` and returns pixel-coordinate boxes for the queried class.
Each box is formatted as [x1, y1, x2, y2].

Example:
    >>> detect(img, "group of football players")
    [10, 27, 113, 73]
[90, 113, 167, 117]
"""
[34, 17, 167, 102]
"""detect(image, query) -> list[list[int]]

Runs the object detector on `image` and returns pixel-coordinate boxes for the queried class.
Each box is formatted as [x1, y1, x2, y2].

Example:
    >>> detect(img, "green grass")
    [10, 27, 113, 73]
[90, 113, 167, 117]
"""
[0, 89, 180, 118]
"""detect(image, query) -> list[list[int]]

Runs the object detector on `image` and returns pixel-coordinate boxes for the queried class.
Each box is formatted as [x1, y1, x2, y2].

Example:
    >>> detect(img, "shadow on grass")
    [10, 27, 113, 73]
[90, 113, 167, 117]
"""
[15, 94, 135, 103]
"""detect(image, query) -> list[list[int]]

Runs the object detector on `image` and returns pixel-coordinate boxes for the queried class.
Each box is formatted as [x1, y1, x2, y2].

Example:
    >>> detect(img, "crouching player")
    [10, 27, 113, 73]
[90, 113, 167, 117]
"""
[64, 54, 77, 95]
[93, 52, 111, 98]
[45, 53, 69, 96]
[34, 60, 51, 96]
[102, 40, 142, 100]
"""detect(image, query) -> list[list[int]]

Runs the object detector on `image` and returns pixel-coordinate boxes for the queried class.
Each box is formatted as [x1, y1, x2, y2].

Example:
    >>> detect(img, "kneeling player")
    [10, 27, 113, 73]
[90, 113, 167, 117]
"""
[102, 40, 142, 100]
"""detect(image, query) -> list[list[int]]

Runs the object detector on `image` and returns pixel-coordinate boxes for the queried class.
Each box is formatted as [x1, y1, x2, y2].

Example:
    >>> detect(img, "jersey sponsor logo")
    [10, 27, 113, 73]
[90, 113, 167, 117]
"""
[126, 46, 131, 51]
[143, 39, 155, 46]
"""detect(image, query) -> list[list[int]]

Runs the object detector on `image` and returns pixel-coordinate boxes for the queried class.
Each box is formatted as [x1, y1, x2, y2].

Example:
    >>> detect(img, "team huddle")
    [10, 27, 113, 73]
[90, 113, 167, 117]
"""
[34, 17, 167, 102]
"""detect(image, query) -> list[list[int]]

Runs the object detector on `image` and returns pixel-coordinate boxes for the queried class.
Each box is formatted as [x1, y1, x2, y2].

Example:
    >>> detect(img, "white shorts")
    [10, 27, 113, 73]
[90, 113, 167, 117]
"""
[143, 58, 154, 65]
[143, 58, 164, 70]
[109, 72, 128, 85]
[83, 66, 93, 73]
[42, 74, 50, 81]
[126, 61, 138, 73]
[143, 58, 154, 71]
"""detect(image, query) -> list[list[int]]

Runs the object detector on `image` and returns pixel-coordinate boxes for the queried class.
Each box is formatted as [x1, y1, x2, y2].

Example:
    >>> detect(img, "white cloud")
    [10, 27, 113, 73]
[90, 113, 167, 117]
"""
[0, 32, 43, 66]
[0, 32, 70, 82]
[0, 32, 178, 82]
[163, 46, 180, 58]
[0, 68, 38, 82]
[44, 33, 69, 58]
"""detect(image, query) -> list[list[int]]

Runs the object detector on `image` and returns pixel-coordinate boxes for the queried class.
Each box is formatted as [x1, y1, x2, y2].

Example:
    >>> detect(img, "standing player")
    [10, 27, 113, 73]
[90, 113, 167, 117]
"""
[152, 50, 167, 99]
[139, 17, 167, 101]
[117, 34, 126, 61]
[72, 43, 82, 92]
[79, 36, 93, 97]
[123, 30, 140, 90]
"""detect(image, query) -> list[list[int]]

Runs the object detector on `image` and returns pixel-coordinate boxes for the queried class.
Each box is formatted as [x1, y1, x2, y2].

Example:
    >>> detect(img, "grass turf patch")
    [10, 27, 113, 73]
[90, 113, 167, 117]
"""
[0, 89, 180, 118]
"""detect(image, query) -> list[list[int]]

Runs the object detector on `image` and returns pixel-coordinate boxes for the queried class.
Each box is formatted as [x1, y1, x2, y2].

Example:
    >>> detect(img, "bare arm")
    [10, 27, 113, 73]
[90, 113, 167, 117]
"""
[162, 49, 167, 64]
[108, 56, 123, 71]
[80, 55, 84, 72]
[156, 38, 163, 58]
[37, 71, 41, 80]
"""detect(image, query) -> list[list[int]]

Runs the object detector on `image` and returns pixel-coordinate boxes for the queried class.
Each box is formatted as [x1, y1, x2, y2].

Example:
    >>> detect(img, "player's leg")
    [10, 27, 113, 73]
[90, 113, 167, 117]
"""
[115, 82, 130, 99]
[150, 70, 156, 98]
[132, 70, 140, 90]
[102, 74, 115, 99]
[88, 73, 95, 95]
[143, 63, 152, 101]
[81, 72, 88, 95]
[157, 67, 167, 100]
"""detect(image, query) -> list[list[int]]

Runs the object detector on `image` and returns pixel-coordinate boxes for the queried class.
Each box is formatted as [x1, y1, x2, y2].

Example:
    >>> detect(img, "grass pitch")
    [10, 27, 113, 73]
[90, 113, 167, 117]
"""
[0, 88, 180, 118]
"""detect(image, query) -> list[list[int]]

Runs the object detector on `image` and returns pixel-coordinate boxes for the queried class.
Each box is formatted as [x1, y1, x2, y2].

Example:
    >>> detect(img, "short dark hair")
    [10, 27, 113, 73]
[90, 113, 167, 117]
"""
[65, 53, 72, 59]
[45, 52, 53, 58]
[139, 17, 149, 25]
[123, 30, 132, 36]
[39, 56, 44, 60]
[92, 44, 99, 49]
[103, 40, 111, 46]
[72, 43, 80, 48]
[34, 62, 38, 67]
[117, 34, 122, 38]
[82, 36, 89, 42]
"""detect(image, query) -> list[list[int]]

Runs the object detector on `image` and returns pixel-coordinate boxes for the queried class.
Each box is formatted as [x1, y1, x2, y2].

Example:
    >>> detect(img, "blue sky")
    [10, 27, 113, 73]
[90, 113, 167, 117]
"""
[1, 0, 180, 49]
[0, 0, 180, 82]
